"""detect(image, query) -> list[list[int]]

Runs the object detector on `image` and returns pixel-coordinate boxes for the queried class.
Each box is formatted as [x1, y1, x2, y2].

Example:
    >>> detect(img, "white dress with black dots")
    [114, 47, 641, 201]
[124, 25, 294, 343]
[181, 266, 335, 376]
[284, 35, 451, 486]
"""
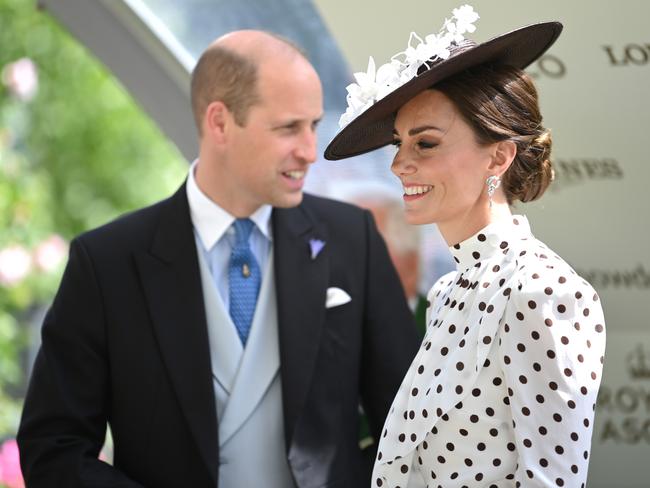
[372, 215, 606, 488]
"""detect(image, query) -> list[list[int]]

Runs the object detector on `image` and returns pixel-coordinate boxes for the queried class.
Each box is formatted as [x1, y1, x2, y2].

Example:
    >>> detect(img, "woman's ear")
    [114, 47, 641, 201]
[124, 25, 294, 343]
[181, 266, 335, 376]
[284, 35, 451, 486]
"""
[488, 140, 517, 177]
[203, 101, 230, 145]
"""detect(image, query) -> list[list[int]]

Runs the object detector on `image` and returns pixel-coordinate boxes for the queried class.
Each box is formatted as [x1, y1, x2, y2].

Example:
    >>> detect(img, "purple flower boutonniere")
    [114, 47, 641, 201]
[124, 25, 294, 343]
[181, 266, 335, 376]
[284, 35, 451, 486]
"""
[309, 238, 326, 260]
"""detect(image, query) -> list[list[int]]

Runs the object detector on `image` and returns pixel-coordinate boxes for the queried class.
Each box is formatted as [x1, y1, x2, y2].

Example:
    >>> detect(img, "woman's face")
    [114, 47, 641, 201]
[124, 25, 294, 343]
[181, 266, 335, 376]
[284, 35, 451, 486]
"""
[391, 89, 496, 229]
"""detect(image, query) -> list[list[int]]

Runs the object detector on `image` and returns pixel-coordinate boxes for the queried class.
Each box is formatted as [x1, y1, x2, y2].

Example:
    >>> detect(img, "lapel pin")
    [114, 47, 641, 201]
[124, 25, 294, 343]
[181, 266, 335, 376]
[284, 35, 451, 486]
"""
[309, 238, 326, 260]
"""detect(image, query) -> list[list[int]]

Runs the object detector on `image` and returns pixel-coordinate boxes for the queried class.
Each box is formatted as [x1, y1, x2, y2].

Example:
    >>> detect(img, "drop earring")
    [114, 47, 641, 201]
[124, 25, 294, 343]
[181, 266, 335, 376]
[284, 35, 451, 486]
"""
[486, 175, 501, 208]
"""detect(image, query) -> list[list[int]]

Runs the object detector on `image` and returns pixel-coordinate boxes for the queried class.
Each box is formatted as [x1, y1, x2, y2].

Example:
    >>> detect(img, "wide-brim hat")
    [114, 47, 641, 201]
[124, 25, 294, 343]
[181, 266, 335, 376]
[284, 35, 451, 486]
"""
[324, 21, 563, 161]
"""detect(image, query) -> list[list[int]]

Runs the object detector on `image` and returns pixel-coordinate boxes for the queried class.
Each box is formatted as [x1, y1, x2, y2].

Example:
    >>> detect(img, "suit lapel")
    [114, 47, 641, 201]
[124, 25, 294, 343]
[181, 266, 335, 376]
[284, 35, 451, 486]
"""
[134, 184, 219, 486]
[273, 202, 329, 446]
[195, 245, 243, 397]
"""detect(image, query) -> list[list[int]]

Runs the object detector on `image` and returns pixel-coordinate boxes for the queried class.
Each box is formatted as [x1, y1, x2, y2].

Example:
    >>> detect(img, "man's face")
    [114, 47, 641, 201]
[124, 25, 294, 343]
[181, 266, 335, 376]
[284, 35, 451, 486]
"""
[221, 57, 323, 215]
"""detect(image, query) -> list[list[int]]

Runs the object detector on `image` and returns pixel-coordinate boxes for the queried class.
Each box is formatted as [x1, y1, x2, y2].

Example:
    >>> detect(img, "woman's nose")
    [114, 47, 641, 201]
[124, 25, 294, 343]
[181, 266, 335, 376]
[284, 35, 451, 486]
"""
[391, 153, 416, 177]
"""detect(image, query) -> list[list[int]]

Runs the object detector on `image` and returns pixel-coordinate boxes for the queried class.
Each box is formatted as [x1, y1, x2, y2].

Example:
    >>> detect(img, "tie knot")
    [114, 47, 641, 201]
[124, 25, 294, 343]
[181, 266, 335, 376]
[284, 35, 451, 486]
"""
[233, 218, 255, 246]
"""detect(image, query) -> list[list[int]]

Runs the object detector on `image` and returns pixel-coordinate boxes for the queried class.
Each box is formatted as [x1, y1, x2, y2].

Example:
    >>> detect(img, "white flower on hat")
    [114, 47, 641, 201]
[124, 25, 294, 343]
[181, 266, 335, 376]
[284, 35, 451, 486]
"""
[338, 4, 479, 129]
[339, 57, 405, 127]
[340, 57, 377, 127]
[452, 4, 480, 34]
[376, 60, 404, 99]
[347, 57, 378, 108]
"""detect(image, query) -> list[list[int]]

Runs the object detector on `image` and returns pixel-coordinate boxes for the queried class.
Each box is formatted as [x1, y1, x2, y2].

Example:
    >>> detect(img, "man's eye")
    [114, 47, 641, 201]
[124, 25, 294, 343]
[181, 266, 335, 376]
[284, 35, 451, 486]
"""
[391, 140, 402, 148]
[275, 123, 299, 132]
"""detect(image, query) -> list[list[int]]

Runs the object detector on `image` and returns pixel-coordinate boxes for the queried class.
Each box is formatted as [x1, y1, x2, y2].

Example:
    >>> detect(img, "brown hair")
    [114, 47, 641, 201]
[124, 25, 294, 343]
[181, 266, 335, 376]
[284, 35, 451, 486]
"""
[190, 33, 308, 134]
[190, 46, 259, 133]
[435, 64, 553, 204]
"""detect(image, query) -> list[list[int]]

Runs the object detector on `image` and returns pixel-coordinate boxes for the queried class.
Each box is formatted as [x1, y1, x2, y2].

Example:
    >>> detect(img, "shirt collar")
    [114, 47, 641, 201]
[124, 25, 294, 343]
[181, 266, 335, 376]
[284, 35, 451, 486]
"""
[186, 159, 273, 251]
[449, 215, 532, 270]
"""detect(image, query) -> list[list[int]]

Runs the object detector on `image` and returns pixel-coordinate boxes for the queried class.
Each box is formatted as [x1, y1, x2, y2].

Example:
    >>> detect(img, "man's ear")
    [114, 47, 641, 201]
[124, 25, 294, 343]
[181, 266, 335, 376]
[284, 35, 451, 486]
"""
[203, 101, 230, 144]
[488, 140, 517, 177]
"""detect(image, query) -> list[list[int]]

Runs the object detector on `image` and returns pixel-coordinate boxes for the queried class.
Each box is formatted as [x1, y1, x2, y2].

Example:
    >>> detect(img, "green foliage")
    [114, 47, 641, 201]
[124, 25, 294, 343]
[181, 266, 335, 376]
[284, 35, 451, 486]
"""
[0, 0, 187, 442]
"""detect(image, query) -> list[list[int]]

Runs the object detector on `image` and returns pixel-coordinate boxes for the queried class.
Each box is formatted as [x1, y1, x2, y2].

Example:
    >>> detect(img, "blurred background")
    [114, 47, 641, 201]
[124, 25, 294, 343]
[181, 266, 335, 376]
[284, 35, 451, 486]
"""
[0, 0, 648, 486]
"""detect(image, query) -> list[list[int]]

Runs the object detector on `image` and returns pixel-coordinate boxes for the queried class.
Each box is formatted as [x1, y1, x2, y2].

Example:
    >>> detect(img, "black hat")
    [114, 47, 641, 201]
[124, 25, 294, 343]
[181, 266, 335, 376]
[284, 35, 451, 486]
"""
[324, 21, 562, 161]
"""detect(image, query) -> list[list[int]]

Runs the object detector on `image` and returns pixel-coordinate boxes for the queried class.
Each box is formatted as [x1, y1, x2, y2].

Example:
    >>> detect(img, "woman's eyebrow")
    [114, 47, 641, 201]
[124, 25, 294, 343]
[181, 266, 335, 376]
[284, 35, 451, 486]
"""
[393, 125, 444, 136]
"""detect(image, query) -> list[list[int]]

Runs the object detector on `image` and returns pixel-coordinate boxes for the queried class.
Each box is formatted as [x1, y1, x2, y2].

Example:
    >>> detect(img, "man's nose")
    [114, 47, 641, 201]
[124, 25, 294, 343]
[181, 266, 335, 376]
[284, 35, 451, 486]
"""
[295, 129, 318, 164]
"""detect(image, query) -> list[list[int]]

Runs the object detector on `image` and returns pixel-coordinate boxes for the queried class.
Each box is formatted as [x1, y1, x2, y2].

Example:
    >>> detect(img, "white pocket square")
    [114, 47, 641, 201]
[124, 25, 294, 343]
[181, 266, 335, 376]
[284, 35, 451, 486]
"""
[326, 287, 351, 308]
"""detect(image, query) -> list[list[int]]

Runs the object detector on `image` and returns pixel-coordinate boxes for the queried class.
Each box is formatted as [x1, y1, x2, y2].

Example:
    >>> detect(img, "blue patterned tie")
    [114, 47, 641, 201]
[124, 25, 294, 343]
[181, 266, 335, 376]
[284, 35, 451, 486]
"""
[228, 218, 261, 345]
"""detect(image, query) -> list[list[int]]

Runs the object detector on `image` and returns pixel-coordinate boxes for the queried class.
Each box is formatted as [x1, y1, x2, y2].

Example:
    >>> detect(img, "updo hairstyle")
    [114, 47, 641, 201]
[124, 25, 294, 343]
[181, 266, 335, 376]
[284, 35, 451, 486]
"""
[435, 64, 554, 204]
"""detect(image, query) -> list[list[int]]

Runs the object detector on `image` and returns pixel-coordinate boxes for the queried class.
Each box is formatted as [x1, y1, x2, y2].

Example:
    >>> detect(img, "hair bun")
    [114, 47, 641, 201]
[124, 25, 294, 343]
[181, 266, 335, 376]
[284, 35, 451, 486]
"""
[534, 129, 552, 147]
[513, 128, 554, 203]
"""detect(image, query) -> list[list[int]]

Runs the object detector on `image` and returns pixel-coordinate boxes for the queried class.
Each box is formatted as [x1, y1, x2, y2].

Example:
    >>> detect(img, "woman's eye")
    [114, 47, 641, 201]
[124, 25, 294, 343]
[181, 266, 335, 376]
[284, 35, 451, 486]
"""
[417, 140, 437, 149]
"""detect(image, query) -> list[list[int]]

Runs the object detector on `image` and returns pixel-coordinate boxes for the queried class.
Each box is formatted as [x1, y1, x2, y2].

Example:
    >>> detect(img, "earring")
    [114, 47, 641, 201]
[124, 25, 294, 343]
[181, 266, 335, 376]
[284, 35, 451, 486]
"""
[486, 175, 501, 208]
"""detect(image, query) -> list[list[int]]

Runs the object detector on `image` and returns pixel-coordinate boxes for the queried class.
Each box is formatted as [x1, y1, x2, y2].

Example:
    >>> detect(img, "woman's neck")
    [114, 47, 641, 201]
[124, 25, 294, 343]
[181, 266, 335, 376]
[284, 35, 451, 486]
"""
[438, 202, 513, 247]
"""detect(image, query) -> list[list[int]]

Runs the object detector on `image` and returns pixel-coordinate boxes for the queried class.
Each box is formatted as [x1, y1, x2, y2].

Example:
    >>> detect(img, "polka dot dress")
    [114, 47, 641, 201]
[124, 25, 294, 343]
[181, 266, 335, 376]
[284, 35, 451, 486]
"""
[372, 215, 606, 488]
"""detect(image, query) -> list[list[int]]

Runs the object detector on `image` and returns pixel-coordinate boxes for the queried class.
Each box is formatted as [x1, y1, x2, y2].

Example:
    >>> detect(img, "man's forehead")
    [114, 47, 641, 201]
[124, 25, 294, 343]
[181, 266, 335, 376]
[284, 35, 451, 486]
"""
[257, 54, 314, 80]
[258, 62, 321, 97]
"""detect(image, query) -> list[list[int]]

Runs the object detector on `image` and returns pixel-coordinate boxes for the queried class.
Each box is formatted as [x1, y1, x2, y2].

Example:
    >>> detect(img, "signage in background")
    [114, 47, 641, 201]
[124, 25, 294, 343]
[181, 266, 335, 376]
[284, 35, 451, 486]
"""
[593, 333, 650, 487]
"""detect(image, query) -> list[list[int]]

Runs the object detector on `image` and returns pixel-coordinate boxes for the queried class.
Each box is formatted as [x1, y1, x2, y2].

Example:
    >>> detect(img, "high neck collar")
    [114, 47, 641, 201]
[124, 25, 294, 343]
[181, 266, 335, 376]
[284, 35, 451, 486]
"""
[449, 215, 532, 270]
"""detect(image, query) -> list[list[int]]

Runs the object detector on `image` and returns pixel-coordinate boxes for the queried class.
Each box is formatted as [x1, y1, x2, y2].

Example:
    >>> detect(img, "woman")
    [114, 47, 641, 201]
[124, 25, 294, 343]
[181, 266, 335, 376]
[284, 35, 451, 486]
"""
[325, 6, 605, 488]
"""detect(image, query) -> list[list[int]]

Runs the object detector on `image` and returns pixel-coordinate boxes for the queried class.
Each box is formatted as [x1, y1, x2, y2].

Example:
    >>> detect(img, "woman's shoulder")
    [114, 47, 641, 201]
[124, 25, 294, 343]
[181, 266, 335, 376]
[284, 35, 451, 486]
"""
[508, 236, 604, 324]
[512, 237, 593, 290]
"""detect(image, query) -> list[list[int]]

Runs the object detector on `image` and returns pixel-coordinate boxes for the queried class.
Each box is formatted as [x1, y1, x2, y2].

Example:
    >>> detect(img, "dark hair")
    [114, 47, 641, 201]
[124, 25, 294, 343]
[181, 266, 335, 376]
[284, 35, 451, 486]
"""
[435, 64, 553, 204]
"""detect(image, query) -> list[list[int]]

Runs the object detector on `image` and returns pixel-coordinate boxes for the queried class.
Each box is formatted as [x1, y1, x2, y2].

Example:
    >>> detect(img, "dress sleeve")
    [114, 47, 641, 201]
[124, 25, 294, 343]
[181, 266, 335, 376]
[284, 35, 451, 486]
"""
[497, 265, 606, 487]
[372, 447, 432, 488]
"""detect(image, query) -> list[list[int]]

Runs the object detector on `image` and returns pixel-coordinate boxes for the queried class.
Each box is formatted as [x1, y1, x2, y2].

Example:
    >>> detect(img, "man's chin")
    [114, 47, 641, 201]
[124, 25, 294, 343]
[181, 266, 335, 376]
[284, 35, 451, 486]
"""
[274, 191, 304, 208]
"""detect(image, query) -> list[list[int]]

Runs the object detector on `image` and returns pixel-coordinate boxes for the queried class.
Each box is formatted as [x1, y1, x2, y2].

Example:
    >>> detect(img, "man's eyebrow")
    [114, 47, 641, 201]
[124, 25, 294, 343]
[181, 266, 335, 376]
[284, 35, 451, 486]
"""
[274, 115, 323, 127]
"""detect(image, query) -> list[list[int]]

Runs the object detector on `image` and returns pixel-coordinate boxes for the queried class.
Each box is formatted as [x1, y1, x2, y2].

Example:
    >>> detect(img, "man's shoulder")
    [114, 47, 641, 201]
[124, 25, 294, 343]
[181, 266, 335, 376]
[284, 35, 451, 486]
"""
[76, 187, 183, 252]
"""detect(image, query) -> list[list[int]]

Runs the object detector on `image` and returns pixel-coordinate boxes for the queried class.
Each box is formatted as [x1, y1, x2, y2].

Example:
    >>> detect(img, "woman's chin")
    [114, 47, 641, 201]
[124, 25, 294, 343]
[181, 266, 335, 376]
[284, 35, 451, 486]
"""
[404, 209, 435, 226]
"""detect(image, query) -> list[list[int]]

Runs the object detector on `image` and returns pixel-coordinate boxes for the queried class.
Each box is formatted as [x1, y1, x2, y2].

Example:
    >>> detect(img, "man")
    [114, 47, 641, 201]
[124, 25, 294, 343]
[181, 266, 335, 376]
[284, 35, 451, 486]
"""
[17, 31, 420, 487]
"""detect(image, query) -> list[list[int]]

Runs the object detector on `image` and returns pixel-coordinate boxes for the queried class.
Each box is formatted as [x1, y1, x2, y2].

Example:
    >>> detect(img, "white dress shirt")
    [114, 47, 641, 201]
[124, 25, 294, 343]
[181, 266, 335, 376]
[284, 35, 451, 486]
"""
[372, 215, 606, 488]
[186, 160, 272, 310]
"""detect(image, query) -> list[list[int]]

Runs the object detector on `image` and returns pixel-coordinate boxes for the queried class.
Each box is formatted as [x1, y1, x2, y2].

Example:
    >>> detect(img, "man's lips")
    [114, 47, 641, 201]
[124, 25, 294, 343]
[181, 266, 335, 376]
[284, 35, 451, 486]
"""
[282, 170, 306, 180]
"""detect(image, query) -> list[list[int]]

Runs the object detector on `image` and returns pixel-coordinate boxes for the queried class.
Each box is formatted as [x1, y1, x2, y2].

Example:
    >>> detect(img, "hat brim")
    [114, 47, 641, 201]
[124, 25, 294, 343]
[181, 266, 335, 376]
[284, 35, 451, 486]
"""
[324, 21, 563, 161]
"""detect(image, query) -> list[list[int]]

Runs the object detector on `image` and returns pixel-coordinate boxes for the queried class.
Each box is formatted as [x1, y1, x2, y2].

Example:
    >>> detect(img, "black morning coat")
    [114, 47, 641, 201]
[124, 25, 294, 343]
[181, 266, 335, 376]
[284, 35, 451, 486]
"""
[18, 183, 421, 488]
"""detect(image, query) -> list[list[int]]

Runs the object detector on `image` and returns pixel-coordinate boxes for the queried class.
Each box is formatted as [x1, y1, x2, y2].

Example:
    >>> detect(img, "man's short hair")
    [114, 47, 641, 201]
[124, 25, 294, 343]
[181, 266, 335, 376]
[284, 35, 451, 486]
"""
[190, 33, 308, 133]
[190, 46, 259, 132]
